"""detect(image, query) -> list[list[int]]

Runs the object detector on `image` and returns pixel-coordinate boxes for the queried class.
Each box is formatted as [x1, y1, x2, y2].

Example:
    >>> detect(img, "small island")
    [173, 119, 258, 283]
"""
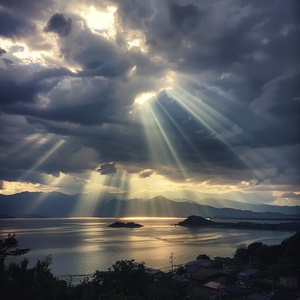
[177, 215, 300, 231]
[108, 221, 143, 228]
[177, 215, 214, 226]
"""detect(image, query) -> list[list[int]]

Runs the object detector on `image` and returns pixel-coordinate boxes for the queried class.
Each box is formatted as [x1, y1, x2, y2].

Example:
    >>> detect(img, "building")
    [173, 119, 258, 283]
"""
[279, 276, 298, 289]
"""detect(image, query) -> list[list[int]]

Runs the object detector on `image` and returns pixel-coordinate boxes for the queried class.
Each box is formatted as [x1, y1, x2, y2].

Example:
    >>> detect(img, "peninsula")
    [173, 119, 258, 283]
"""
[177, 215, 300, 231]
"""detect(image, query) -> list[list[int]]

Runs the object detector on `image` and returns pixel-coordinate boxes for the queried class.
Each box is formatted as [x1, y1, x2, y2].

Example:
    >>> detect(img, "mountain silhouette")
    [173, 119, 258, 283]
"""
[0, 192, 299, 218]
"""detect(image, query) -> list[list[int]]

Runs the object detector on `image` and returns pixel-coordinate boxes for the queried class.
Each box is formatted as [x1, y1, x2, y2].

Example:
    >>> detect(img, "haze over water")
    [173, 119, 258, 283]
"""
[0, 217, 294, 277]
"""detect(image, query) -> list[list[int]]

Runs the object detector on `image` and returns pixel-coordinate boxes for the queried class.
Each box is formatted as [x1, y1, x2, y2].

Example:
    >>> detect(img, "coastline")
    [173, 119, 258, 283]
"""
[177, 215, 300, 231]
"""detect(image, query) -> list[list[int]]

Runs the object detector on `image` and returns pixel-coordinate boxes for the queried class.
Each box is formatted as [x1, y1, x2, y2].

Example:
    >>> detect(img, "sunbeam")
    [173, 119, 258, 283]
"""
[1, 134, 42, 160]
[167, 86, 234, 145]
[72, 168, 131, 217]
[155, 98, 207, 161]
[73, 171, 106, 217]
[136, 92, 190, 182]
[148, 105, 188, 180]
[24, 139, 65, 175]
[166, 86, 269, 182]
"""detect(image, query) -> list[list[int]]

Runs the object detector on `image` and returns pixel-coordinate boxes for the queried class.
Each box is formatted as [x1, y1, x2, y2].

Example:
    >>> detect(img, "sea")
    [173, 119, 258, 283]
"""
[0, 217, 296, 279]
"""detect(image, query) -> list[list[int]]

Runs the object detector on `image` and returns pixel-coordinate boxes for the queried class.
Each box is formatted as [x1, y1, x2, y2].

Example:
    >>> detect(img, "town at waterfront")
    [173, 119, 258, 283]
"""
[1, 216, 300, 299]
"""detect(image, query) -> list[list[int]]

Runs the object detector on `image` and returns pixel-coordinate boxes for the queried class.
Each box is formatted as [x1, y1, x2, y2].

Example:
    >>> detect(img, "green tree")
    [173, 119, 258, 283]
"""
[234, 245, 247, 263]
[92, 259, 155, 299]
[281, 231, 300, 263]
[0, 233, 31, 299]
[185, 288, 210, 300]
[150, 275, 184, 300]
[0, 234, 71, 300]
[256, 244, 283, 266]
[0, 233, 30, 266]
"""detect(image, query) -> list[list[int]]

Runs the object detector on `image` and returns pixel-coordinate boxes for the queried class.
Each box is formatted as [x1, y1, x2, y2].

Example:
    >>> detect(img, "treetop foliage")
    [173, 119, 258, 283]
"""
[234, 231, 300, 267]
[0, 233, 30, 262]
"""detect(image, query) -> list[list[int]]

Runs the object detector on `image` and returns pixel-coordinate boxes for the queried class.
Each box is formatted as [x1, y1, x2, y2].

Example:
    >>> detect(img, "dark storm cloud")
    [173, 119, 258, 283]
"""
[138, 0, 300, 93]
[0, 0, 54, 16]
[112, 0, 153, 30]
[0, 119, 100, 181]
[0, 79, 39, 104]
[24, 101, 121, 126]
[44, 13, 72, 37]
[58, 24, 134, 78]
[1, 58, 14, 65]
[0, 0, 299, 198]
[169, 2, 201, 30]
[16, 106, 148, 170]
[0, 9, 36, 38]
[0, 66, 73, 106]
[0, 166, 47, 185]
[97, 162, 117, 175]
[0, 48, 12, 65]
[80, 56, 133, 78]
[2, 75, 129, 127]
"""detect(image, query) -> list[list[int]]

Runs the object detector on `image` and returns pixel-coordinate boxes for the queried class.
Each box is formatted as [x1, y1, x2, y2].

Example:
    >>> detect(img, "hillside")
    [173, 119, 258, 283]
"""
[0, 192, 299, 218]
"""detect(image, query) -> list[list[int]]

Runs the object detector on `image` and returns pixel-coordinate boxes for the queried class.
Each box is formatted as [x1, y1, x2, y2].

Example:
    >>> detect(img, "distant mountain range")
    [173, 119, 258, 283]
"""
[0, 192, 299, 219]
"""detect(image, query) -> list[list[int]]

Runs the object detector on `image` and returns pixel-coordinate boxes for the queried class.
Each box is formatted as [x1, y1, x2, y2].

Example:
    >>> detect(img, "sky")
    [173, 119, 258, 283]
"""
[0, 0, 299, 207]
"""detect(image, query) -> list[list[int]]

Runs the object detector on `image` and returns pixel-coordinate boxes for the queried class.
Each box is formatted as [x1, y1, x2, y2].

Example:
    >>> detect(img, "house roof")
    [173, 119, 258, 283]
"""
[271, 291, 300, 300]
[247, 292, 272, 300]
[237, 279, 256, 288]
[186, 262, 203, 273]
[197, 259, 211, 267]
[279, 275, 298, 282]
[238, 269, 259, 277]
[204, 281, 226, 290]
[172, 274, 190, 282]
[185, 259, 211, 273]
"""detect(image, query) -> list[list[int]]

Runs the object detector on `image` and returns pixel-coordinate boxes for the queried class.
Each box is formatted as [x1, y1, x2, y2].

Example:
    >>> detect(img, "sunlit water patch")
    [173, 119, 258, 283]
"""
[0, 217, 294, 276]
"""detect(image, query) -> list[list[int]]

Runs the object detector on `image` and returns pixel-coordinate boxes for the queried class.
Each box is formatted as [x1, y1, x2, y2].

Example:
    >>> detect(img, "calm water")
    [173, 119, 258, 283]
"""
[0, 217, 295, 276]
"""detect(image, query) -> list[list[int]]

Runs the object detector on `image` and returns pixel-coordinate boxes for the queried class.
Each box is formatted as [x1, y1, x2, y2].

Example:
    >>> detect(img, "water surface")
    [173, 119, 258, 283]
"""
[0, 217, 294, 276]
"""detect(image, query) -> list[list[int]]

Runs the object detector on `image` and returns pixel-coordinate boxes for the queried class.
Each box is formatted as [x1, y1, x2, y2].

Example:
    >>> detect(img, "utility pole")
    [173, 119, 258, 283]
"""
[170, 252, 174, 272]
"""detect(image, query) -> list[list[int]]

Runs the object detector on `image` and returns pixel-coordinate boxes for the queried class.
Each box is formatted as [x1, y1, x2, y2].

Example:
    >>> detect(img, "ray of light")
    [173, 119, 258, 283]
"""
[155, 99, 205, 160]
[1, 134, 42, 159]
[136, 92, 190, 181]
[118, 169, 131, 200]
[138, 104, 172, 166]
[72, 168, 131, 217]
[125, 195, 176, 217]
[180, 74, 262, 148]
[152, 196, 176, 217]
[26, 139, 65, 174]
[166, 87, 268, 182]
[23, 172, 68, 215]
[72, 171, 106, 217]
[103, 169, 131, 216]
[167, 87, 234, 143]
[148, 105, 188, 180]
[18, 138, 65, 183]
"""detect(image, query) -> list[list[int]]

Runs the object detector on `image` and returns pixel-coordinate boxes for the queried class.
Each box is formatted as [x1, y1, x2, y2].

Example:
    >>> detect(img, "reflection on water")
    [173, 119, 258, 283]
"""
[0, 217, 295, 276]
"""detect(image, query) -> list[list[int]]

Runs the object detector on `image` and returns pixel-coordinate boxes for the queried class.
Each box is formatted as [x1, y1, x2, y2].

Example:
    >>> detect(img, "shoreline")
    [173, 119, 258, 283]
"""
[177, 215, 300, 231]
